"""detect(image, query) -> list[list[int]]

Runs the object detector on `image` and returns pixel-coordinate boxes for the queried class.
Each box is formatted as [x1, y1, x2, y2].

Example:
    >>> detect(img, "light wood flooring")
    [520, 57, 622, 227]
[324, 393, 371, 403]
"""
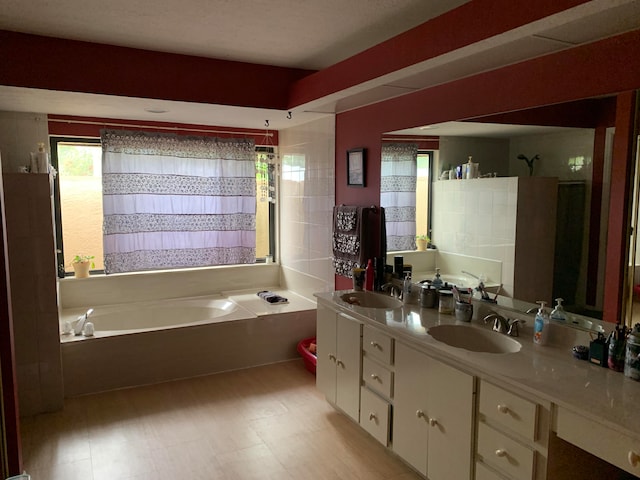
[21, 360, 422, 480]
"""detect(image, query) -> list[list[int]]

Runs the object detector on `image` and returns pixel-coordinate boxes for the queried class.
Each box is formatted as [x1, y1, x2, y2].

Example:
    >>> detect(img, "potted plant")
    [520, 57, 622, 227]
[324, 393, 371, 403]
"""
[71, 255, 95, 278]
[416, 235, 429, 251]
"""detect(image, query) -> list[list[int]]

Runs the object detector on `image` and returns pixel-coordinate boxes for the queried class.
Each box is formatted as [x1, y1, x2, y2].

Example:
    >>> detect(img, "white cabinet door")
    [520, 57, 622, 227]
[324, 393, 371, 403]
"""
[394, 341, 474, 480]
[316, 303, 337, 402]
[427, 358, 474, 480]
[335, 312, 363, 420]
[393, 342, 430, 476]
[315, 303, 362, 422]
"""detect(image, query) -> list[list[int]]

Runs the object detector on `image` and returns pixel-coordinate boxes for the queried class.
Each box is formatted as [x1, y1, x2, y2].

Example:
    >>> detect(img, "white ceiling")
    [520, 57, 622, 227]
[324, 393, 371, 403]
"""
[1, 0, 640, 131]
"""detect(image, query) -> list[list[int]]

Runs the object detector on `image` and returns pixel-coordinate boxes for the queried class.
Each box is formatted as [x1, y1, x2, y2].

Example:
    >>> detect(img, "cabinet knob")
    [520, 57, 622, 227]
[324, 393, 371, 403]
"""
[370, 374, 380, 381]
[628, 450, 640, 467]
[495, 449, 507, 458]
[328, 354, 336, 362]
[336, 360, 344, 368]
[416, 410, 425, 418]
[370, 341, 381, 350]
[369, 412, 377, 421]
[428, 418, 438, 427]
[497, 404, 509, 414]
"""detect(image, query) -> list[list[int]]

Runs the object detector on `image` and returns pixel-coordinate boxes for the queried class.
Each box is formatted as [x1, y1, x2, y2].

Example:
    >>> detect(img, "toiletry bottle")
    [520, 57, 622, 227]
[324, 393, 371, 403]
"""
[550, 298, 567, 322]
[624, 323, 640, 381]
[37, 142, 49, 174]
[365, 259, 375, 291]
[533, 301, 550, 345]
[402, 272, 412, 304]
[431, 268, 443, 290]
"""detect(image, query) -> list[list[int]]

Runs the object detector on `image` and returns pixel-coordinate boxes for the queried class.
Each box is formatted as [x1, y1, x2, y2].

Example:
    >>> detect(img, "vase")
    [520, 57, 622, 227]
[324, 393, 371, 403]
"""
[72, 261, 91, 278]
[416, 239, 427, 251]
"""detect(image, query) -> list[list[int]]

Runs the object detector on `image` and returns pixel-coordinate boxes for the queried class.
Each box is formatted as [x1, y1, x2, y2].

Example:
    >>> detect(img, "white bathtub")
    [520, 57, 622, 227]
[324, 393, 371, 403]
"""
[60, 295, 253, 340]
[59, 291, 317, 396]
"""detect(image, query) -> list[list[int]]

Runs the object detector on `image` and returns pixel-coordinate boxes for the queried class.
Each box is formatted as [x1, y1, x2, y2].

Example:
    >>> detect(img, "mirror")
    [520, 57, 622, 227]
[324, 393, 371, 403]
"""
[382, 97, 617, 326]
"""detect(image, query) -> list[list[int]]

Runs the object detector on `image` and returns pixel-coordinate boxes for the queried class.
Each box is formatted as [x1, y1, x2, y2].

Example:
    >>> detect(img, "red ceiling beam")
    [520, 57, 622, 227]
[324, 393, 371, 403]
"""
[0, 30, 314, 111]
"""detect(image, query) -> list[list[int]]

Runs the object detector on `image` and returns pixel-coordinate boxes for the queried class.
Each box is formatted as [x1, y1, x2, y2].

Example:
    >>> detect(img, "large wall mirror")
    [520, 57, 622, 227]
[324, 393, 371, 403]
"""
[381, 97, 619, 324]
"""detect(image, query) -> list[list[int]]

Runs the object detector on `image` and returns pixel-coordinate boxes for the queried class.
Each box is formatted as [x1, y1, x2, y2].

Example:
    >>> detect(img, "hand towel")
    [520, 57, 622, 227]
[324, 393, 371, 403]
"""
[257, 291, 289, 304]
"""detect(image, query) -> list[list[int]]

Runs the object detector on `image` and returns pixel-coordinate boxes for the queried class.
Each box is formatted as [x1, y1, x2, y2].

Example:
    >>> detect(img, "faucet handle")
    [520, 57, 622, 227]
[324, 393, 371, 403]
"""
[507, 318, 525, 337]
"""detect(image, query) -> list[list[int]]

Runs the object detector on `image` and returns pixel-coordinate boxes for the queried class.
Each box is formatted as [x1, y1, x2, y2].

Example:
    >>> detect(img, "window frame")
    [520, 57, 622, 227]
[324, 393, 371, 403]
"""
[50, 136, 276, 277]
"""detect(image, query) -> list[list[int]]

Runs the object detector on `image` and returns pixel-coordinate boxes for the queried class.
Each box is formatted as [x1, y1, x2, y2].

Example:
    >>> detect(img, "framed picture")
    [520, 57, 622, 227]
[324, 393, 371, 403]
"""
[347, 148, 366, 187]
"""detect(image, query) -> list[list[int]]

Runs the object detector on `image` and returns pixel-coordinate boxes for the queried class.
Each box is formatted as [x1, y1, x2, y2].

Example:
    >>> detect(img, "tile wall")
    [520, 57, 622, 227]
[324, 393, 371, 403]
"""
[278, 116, 335, 297]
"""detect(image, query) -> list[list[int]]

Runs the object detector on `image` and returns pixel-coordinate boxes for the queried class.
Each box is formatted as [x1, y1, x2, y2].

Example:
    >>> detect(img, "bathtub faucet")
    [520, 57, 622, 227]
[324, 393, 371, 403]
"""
[73, 308, 94, 336]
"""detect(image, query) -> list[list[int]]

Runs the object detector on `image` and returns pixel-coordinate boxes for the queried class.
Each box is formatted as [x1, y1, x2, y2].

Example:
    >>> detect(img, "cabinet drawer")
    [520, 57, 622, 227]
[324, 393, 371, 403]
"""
[476, 461, 509, 480]
[362, 356, 393, 399]
[480, 381, 537, 441]
[363, 325, 393, 365]
[359, 387, 390, 446]
[555, 407, 640, 477]
[477, 423, 535, 480]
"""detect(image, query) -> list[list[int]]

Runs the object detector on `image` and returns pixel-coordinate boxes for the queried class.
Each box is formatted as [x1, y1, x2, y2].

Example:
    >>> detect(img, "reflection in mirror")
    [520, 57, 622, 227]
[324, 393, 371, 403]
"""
[627, 119, 640, 328]
[382, 99, 616, 326]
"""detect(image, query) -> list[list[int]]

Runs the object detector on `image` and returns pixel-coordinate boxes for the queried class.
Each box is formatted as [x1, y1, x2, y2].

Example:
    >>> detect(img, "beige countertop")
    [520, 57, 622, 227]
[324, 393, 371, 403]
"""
[314, 290, 639, 441]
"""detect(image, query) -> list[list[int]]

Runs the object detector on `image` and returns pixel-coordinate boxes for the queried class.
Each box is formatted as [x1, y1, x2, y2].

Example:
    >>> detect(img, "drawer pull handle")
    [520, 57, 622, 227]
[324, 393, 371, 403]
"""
[328, 354, 336, 361]
[370, 341, 382, 350]
[369, 412, 377, 421]
[629, 450, 640, 467]
[495, 449, 507, 458]
[416, 410, 425, 418]
[428, 418, 438, 427]
[370, 374, 380, 381]
[497, 404, 509, 414]
[336, 360, 344, 368]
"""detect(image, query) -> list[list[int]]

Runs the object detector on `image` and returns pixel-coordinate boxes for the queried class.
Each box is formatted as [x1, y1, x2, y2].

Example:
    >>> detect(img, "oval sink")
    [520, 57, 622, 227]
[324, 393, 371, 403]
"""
[428, 324, 521, 354]
[339, 291, 403, 309]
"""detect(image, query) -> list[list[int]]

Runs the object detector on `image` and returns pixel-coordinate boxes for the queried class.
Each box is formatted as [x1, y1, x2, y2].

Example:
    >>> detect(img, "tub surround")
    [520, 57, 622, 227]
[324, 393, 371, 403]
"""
[315, 290, 640, 478]
[61, 288, 316, 396]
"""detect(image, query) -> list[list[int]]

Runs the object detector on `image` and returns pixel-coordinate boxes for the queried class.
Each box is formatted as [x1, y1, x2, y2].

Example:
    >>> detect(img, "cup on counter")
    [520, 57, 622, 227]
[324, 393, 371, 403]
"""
[438, 290, 454, 314]
[454, 301, 473, 322]
[352, 268, 365, 291]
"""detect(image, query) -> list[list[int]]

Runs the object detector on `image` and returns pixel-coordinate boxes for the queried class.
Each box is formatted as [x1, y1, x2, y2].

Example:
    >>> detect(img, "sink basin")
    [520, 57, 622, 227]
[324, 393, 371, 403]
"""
[339, 291, 403, 309]
[428, 324, 521, 354]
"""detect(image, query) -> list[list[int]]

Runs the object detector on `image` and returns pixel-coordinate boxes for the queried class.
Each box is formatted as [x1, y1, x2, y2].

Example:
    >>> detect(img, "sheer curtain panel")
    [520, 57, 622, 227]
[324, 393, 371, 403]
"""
[380, 143, 418, 252]
[101, 130, 256, 274]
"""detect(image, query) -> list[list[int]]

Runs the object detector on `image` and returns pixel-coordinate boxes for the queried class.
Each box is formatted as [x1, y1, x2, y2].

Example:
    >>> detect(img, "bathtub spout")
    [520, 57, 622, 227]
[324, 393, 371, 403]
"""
[74, 308, 94, 336]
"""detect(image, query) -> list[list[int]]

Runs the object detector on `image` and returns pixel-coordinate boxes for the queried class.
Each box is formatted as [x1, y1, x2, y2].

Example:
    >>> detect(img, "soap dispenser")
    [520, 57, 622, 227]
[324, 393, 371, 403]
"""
[402, 272, 412, 304]
[365, 259, 375, 291]
[533, 301, 550, 345]
[550, 298, 567, 322]
[431, 268, 443, 290]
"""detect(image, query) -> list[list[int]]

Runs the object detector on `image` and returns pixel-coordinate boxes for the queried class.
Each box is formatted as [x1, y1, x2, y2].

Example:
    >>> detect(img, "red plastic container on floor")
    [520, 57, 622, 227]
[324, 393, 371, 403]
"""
[297, 337, 317, 375]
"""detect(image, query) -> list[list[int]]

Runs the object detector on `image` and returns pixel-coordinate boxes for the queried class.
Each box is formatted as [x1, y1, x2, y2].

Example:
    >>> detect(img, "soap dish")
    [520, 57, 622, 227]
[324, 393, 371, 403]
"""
[572, 345, 589, 360]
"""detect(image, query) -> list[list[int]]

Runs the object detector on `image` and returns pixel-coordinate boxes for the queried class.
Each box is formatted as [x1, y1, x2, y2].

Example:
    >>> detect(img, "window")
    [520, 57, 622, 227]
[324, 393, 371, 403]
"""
[416, 151, 433, 240]
[51, 136, 275, 277]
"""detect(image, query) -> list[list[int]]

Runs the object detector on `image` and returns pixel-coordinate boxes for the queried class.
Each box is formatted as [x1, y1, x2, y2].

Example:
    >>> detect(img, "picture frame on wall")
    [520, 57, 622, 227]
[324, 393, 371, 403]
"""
[347, 148, 366, 187]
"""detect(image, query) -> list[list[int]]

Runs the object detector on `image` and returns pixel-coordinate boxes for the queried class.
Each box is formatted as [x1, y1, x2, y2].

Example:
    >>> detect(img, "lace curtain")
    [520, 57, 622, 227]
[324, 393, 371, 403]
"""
[380, 143, 418, 252]
[101, 130, 256, 274]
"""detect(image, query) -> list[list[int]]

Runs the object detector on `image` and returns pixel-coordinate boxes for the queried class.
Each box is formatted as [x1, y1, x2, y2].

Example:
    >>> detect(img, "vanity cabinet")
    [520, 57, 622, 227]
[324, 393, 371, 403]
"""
[555, 407, 640, 477]
[393, 341, 475, 480]
[359, 325, 394, 446]
[316, 303, 362, 422]
[476, 380, 550, 480]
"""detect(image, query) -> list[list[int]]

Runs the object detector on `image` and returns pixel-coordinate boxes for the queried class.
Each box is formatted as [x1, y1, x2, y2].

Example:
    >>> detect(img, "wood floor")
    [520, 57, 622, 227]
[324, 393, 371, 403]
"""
[21, 360, 422, 480]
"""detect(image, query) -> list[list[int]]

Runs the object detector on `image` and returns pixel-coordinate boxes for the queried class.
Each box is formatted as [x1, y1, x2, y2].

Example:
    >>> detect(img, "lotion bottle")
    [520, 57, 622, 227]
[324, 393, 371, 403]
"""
[533, 301, 550, 345]
[550, 298, 567, 322]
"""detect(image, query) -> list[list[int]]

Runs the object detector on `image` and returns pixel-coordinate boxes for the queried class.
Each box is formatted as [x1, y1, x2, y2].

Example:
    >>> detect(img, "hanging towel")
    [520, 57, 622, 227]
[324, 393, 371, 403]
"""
[257, 291, 289, 304]
[332, 205, 362, 278]
[332, 205, 387, 278]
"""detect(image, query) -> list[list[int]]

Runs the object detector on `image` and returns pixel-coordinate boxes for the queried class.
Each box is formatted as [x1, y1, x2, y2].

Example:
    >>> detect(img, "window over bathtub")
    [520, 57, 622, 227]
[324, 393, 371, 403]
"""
[50, 134, 276, 277]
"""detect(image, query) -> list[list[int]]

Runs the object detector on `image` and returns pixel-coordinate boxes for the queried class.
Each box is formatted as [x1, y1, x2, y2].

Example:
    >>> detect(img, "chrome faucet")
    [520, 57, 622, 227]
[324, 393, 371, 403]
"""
[483, 312, 525, 337]
[73, 308, 94, 336]
[381, 282, 403, 299]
